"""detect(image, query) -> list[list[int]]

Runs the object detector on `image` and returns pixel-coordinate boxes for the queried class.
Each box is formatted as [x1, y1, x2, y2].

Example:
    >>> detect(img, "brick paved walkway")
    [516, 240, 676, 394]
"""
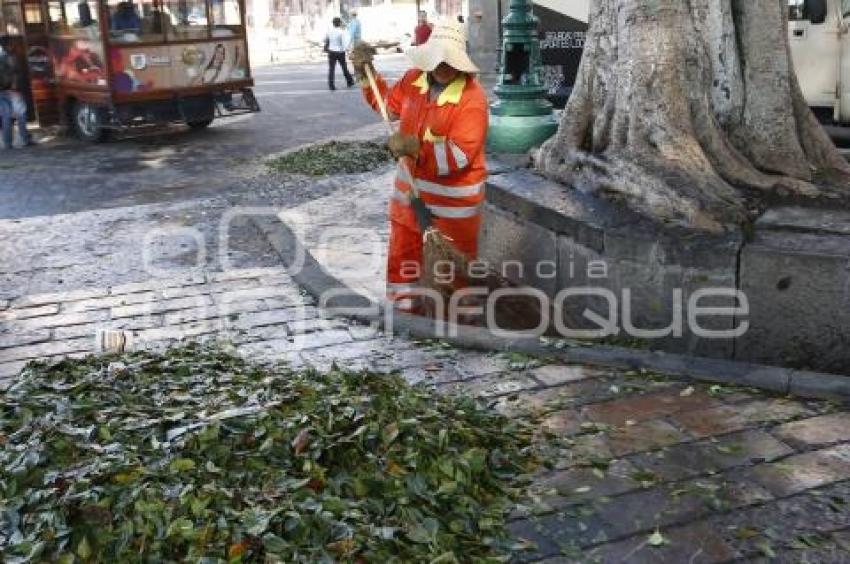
[1, 167, 849, 561]
[2, 265, 848, 562]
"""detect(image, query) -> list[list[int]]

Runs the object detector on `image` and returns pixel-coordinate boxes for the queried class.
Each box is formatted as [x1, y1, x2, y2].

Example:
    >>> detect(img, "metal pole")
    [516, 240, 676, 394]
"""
[497, 0, 503, 71]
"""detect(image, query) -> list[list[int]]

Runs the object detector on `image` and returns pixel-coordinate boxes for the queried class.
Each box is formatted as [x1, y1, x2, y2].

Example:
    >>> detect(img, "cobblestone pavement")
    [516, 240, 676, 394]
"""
[0, 148, 390, 300]
[1, 117, 849, 560]
[0, 265, 849, 562]
[277, 169, 392, 300]
[2, 183, 849, 562]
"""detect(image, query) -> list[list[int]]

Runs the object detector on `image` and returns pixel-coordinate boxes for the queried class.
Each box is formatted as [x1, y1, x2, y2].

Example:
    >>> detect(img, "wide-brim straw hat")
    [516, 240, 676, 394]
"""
[405, 20, 479, 74]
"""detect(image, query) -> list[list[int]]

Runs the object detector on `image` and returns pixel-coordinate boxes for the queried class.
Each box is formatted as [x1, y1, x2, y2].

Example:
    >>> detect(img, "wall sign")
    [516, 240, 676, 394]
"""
[130, 53, 147, 70]
[533, 4, 588, 106]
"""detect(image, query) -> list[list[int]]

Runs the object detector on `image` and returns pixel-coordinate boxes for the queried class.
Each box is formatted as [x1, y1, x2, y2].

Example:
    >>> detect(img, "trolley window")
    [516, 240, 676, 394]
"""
[99, 0, 245, 43]
[47, 0, 100, 38]
[2, 0, 23, 34]
[163, 0, 208, 39]
[23, 0, 46, 35]
[209, 0, 239, 36]
[107, 0, 166, 43]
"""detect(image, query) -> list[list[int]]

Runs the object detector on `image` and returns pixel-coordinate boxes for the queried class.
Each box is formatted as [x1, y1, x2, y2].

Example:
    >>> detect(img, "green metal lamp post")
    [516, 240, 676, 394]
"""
[487, 0, 558, 153]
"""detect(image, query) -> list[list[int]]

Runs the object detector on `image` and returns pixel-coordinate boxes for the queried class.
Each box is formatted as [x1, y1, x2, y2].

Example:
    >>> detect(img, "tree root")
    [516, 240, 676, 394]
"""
[536, 0, 850, 232]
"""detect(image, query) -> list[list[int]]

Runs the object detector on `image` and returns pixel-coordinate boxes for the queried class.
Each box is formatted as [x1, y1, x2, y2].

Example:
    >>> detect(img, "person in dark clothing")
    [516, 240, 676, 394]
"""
[111, 1, 141, 31]
[326, 16, 354, 90]
[0, 37, 32, 149]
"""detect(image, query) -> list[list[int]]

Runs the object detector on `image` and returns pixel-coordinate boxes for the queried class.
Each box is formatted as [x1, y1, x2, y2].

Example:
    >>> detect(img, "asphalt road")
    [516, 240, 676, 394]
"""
[4, 54, 850, 222]
[0, 54, 409, 220]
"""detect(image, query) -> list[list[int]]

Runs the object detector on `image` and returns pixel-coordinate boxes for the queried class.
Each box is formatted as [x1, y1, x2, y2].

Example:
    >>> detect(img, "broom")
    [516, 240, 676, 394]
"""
[364, 64, 544, 331]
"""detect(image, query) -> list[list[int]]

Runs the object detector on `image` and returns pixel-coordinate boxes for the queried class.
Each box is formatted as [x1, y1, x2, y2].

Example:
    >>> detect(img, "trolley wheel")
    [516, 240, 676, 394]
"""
[187, 118, 214, 129]
[72, 101, 109, 143]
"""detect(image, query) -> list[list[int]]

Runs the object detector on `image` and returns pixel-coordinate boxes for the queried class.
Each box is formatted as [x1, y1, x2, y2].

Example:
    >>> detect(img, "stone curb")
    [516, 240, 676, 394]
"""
[250, 210, 850, 403]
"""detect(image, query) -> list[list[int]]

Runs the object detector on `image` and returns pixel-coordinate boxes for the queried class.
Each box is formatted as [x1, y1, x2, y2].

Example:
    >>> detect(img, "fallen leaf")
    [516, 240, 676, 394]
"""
[77, 537, 92, 559]
[291, 429, 310, 456]
[382, 422, 400, 448]
[734, 526, 760, 540]
[327, 538, 357, 556]
[170, 458, 196, 473]
[228, 541, 248, 559]
[755, 539, 776, 558]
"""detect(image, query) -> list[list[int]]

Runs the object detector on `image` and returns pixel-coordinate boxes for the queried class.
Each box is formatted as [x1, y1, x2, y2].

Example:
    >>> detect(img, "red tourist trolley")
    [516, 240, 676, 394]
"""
[0, 0, 258, 141]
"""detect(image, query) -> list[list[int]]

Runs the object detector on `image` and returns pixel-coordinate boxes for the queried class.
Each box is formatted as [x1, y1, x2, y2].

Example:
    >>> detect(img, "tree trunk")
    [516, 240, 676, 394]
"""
[536, 0, 850, 231]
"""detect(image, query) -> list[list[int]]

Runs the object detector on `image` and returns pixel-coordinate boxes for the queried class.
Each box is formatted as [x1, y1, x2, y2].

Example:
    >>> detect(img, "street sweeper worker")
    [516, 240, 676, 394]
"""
[350, 20, 489, 313]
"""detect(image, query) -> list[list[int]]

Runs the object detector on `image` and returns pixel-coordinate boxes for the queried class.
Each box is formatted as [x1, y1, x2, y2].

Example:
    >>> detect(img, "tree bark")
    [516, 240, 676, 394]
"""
[536, 0, 850, 231]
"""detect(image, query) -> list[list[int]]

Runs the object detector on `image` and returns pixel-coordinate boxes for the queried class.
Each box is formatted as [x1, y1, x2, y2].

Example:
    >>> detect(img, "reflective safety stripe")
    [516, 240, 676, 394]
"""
[397, 162, 484, 200]
[434, 140, 450, 176]
[427, 204, 481, 219]
[387, 282, 419, 312]
[393, 189, 481, 220]
[416, 178, 483, 199]
[392, 298, 417, 312]
[387, 282, 419, 296]
[449, 141, 469, 169]
[391, 188, 411, 205]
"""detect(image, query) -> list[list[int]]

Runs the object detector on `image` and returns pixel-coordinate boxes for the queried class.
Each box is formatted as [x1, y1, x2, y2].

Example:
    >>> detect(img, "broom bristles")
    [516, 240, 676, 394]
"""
[418, 228, 545, 330]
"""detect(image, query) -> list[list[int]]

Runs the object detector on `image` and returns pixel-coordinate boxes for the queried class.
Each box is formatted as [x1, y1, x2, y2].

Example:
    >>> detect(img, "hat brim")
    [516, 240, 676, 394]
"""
[405, 42, 479, 74]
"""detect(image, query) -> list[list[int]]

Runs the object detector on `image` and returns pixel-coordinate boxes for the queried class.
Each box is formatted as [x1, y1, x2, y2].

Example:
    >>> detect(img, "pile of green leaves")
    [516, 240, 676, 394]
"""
[0, 344, 539, 563]
[267, 141, 392, 176]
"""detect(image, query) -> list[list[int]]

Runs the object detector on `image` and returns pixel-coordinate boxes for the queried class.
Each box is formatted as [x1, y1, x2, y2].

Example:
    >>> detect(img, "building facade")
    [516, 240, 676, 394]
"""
[245, 0, 470, 64]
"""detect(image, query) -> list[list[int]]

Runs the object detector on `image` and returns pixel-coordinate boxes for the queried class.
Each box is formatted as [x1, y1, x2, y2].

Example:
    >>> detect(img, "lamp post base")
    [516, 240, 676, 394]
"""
[487, 113, 558, 154]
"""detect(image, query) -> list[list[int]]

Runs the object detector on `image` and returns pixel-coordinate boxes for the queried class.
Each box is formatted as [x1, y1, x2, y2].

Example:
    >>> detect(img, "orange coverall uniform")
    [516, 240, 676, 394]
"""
[363, 69, 489, 311]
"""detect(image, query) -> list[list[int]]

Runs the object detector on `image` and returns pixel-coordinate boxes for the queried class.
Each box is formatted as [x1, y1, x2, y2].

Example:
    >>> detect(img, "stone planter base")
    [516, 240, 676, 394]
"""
[479, 168, 850, 374]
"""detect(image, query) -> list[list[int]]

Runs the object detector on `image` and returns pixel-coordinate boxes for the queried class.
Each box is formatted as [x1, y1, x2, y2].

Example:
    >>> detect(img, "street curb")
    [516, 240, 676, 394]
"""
[251, 213, 850, 403]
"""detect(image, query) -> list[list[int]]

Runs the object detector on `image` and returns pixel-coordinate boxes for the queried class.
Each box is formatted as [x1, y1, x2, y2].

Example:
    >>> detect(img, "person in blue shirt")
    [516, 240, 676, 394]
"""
[111, 1, 141, 31]
[347, 9, 362, 45]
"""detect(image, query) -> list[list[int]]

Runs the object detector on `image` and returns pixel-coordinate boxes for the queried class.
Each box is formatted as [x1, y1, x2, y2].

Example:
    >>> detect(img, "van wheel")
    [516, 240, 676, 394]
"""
[187, 118, 214, 129]
[72, 101, 109, 142]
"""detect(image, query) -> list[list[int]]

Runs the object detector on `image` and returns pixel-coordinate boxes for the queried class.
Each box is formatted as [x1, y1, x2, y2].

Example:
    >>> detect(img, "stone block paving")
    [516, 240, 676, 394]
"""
[1, 269, 849, 563]
[492, 373, 850, 563]
[1, 268, 354, 374]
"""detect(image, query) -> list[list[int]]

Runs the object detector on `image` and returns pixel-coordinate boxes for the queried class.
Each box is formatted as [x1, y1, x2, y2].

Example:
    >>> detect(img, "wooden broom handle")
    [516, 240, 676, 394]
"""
[364, 64, 394, 135]
[364, 63, 422, 200]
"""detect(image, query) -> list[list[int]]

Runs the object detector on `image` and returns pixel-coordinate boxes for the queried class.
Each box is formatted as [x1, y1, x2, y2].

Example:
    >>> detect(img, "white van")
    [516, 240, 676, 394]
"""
[787, 0, 850, 124]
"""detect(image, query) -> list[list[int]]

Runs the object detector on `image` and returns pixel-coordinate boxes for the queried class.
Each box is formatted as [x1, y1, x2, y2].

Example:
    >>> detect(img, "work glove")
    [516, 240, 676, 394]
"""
[388, 132, 420, 159]
[350, 41, 377, 79]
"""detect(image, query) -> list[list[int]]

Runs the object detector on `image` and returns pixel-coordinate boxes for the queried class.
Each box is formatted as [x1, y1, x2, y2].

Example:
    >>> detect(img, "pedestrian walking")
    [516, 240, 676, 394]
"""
[350, 21, 488, 313]
[325, 17, 354, 91]
[0, 36, 33, 149]
[413, 11, 433, 46]
[347, 9, 362, 45]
